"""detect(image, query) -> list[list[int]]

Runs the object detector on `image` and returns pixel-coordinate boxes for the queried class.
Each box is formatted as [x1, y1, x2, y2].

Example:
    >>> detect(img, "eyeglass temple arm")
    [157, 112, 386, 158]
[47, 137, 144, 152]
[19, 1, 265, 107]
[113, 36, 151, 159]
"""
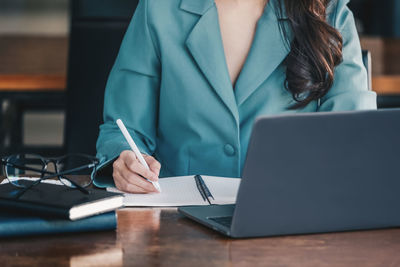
[41, 164, 95, 194]
[4, 163, 96, 194]
[14, 176, 53, 198]
[3, 162, 96, 176]
[18, 173, 89, 196]
[15, 172, 89, 196]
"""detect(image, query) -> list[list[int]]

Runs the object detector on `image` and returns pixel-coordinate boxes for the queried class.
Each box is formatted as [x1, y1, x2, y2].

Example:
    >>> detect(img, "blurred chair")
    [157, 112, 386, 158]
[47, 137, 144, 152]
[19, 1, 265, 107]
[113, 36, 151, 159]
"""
[377, 95, 400, 109]
[65, 0, 138, 155]
[0, 75, 66, 156]
[361, 50, 400, 108]
[362, 50, 372, 91]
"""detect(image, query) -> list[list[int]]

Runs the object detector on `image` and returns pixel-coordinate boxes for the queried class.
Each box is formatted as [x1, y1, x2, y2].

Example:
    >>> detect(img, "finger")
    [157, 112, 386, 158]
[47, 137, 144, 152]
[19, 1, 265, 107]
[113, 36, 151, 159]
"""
[113, 162, 135, 192]
[112, 160, 124, 185]
[114, 157, 158, 192]
[120, 151, 157, 180]
[120, 150, 138, 164]
[112, 157, 123, 172]
[124, 172, 158, 193]
[114, 171, 148, 194]
[144, 155, 161, 177]
[113, 171, 144, 193]
[119, 163, 158, 193]
[112, 168, 127, 191]
[125, 183, 149, 194]
[113, 176, 123, 191]
[126, 158, 158, 182]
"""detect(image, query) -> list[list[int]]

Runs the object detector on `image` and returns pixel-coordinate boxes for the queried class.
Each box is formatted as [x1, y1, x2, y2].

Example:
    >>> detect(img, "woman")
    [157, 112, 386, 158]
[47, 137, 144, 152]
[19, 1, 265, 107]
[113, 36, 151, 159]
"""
[95, 0, 376, 192]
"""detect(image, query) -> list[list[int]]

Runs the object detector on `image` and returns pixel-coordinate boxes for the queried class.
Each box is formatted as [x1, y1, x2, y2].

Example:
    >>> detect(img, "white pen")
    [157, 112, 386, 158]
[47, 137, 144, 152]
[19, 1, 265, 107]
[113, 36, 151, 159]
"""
[116, 119, 162, 193]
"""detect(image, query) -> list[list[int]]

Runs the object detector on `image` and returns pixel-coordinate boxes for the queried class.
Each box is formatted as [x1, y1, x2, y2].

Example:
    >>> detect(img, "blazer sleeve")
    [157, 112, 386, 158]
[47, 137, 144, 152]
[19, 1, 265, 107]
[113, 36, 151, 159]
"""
[318, 0, 377, 111]
[95, 0, 161, 187]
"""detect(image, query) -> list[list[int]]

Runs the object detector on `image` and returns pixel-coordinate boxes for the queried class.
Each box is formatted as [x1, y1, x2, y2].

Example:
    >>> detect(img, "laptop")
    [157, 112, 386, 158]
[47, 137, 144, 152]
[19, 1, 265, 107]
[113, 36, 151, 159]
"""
[178, 109, 400, 238]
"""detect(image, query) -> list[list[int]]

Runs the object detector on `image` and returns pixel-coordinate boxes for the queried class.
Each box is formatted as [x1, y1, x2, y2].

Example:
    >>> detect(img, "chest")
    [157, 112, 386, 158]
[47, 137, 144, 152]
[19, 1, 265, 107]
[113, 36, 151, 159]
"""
[215, 0, 266, 87]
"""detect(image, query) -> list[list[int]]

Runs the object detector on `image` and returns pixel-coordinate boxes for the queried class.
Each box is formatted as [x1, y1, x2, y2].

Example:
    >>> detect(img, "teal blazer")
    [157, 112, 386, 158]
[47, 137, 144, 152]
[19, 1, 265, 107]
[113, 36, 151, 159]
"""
[95, 0, 377, 187]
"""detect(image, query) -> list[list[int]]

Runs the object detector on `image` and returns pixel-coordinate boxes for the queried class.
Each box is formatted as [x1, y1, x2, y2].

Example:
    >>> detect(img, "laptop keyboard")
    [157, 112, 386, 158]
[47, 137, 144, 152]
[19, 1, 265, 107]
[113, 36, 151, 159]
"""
[208, 216, 233, 228]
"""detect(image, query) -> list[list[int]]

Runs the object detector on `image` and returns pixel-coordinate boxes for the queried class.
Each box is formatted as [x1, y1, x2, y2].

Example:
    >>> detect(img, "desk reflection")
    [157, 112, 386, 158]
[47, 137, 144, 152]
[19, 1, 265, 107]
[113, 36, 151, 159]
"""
[69, 247, 122, 267]
[0, 230, 118, 267]
[117, 208, 161, 266]
[118, 208, 231, 266]
[226, 230, 400, 266]
[3, 208, 400, 266]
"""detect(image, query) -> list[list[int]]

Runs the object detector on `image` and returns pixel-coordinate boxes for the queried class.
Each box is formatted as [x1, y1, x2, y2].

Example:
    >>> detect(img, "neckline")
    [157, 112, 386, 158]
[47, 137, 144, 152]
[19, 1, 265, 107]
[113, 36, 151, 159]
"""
[214, 0, 272, 90]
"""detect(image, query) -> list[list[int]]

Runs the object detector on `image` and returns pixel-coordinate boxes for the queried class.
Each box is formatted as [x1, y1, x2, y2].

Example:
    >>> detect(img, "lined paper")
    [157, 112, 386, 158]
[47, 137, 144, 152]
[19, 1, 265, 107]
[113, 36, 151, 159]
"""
[107, 176, 241, 207]
[108, 176, 206, 206]
[202, 176, 241, 205]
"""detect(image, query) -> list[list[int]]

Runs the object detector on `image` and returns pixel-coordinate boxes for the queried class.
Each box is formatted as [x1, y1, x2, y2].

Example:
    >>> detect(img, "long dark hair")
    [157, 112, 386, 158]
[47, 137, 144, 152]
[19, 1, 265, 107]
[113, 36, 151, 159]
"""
[277, 0, 343, 109]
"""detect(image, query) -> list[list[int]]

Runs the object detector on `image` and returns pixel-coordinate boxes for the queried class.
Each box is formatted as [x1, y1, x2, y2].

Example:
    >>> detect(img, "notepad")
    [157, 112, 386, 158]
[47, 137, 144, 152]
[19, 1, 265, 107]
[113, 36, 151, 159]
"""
[107, 175, 241, 207]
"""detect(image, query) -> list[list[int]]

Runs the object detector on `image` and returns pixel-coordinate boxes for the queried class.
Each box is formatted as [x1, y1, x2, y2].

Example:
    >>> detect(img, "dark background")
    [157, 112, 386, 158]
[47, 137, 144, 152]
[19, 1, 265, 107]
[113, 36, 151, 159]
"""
[349, 0, 400, 38]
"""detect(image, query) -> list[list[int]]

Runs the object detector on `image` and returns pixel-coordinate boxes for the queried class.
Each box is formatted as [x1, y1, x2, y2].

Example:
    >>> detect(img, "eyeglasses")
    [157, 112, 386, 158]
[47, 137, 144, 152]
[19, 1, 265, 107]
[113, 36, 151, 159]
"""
[1, 153, 99, 195]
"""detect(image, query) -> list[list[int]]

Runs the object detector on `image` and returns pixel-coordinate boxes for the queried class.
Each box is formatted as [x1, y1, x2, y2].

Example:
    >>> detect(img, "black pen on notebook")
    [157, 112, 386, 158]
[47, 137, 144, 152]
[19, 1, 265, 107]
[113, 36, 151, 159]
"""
[116, 119, 162, 193]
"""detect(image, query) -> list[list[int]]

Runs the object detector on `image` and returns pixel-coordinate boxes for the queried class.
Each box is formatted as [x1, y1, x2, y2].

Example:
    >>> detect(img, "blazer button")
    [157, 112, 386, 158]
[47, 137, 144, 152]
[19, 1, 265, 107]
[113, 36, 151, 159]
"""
[224, 144, 235, 156]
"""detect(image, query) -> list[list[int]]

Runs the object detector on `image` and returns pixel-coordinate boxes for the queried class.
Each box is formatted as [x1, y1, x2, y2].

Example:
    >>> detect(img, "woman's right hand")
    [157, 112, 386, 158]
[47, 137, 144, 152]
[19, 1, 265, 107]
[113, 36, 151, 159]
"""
[112, 150, 161, 193]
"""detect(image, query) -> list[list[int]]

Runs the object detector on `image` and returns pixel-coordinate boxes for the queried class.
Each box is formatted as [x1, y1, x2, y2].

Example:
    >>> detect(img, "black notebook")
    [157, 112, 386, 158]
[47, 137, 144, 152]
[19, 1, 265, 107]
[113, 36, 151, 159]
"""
[0, 180, 124, 220]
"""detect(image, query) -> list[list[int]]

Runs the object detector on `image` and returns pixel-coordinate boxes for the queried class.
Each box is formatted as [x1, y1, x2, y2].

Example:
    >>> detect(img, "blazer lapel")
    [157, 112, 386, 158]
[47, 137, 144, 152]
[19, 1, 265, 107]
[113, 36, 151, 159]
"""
[181, 0, 239, 124]
[234, 0, 291, 106]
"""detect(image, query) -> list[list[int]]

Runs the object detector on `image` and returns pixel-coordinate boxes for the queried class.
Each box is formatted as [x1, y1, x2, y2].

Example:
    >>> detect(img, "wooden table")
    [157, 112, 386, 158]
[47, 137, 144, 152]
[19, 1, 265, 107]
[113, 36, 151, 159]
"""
[1, 208, 400, 266]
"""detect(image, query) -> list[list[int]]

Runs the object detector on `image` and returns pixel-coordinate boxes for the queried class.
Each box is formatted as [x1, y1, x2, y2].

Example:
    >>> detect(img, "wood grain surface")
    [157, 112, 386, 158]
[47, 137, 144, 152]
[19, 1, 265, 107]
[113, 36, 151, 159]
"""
[1, 207, 400, 267]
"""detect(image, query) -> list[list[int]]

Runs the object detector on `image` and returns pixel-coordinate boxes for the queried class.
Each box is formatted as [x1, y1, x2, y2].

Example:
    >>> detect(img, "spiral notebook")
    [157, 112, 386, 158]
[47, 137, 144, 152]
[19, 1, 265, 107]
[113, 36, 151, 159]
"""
[107, 175, 241, 207]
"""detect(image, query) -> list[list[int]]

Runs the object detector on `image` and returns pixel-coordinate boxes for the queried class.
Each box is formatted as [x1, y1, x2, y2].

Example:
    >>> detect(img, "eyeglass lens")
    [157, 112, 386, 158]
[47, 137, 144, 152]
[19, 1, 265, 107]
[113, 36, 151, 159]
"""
[4, 154, 95, 188]
[5, 154, 46, 187]
[54, 155, 95, 188]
